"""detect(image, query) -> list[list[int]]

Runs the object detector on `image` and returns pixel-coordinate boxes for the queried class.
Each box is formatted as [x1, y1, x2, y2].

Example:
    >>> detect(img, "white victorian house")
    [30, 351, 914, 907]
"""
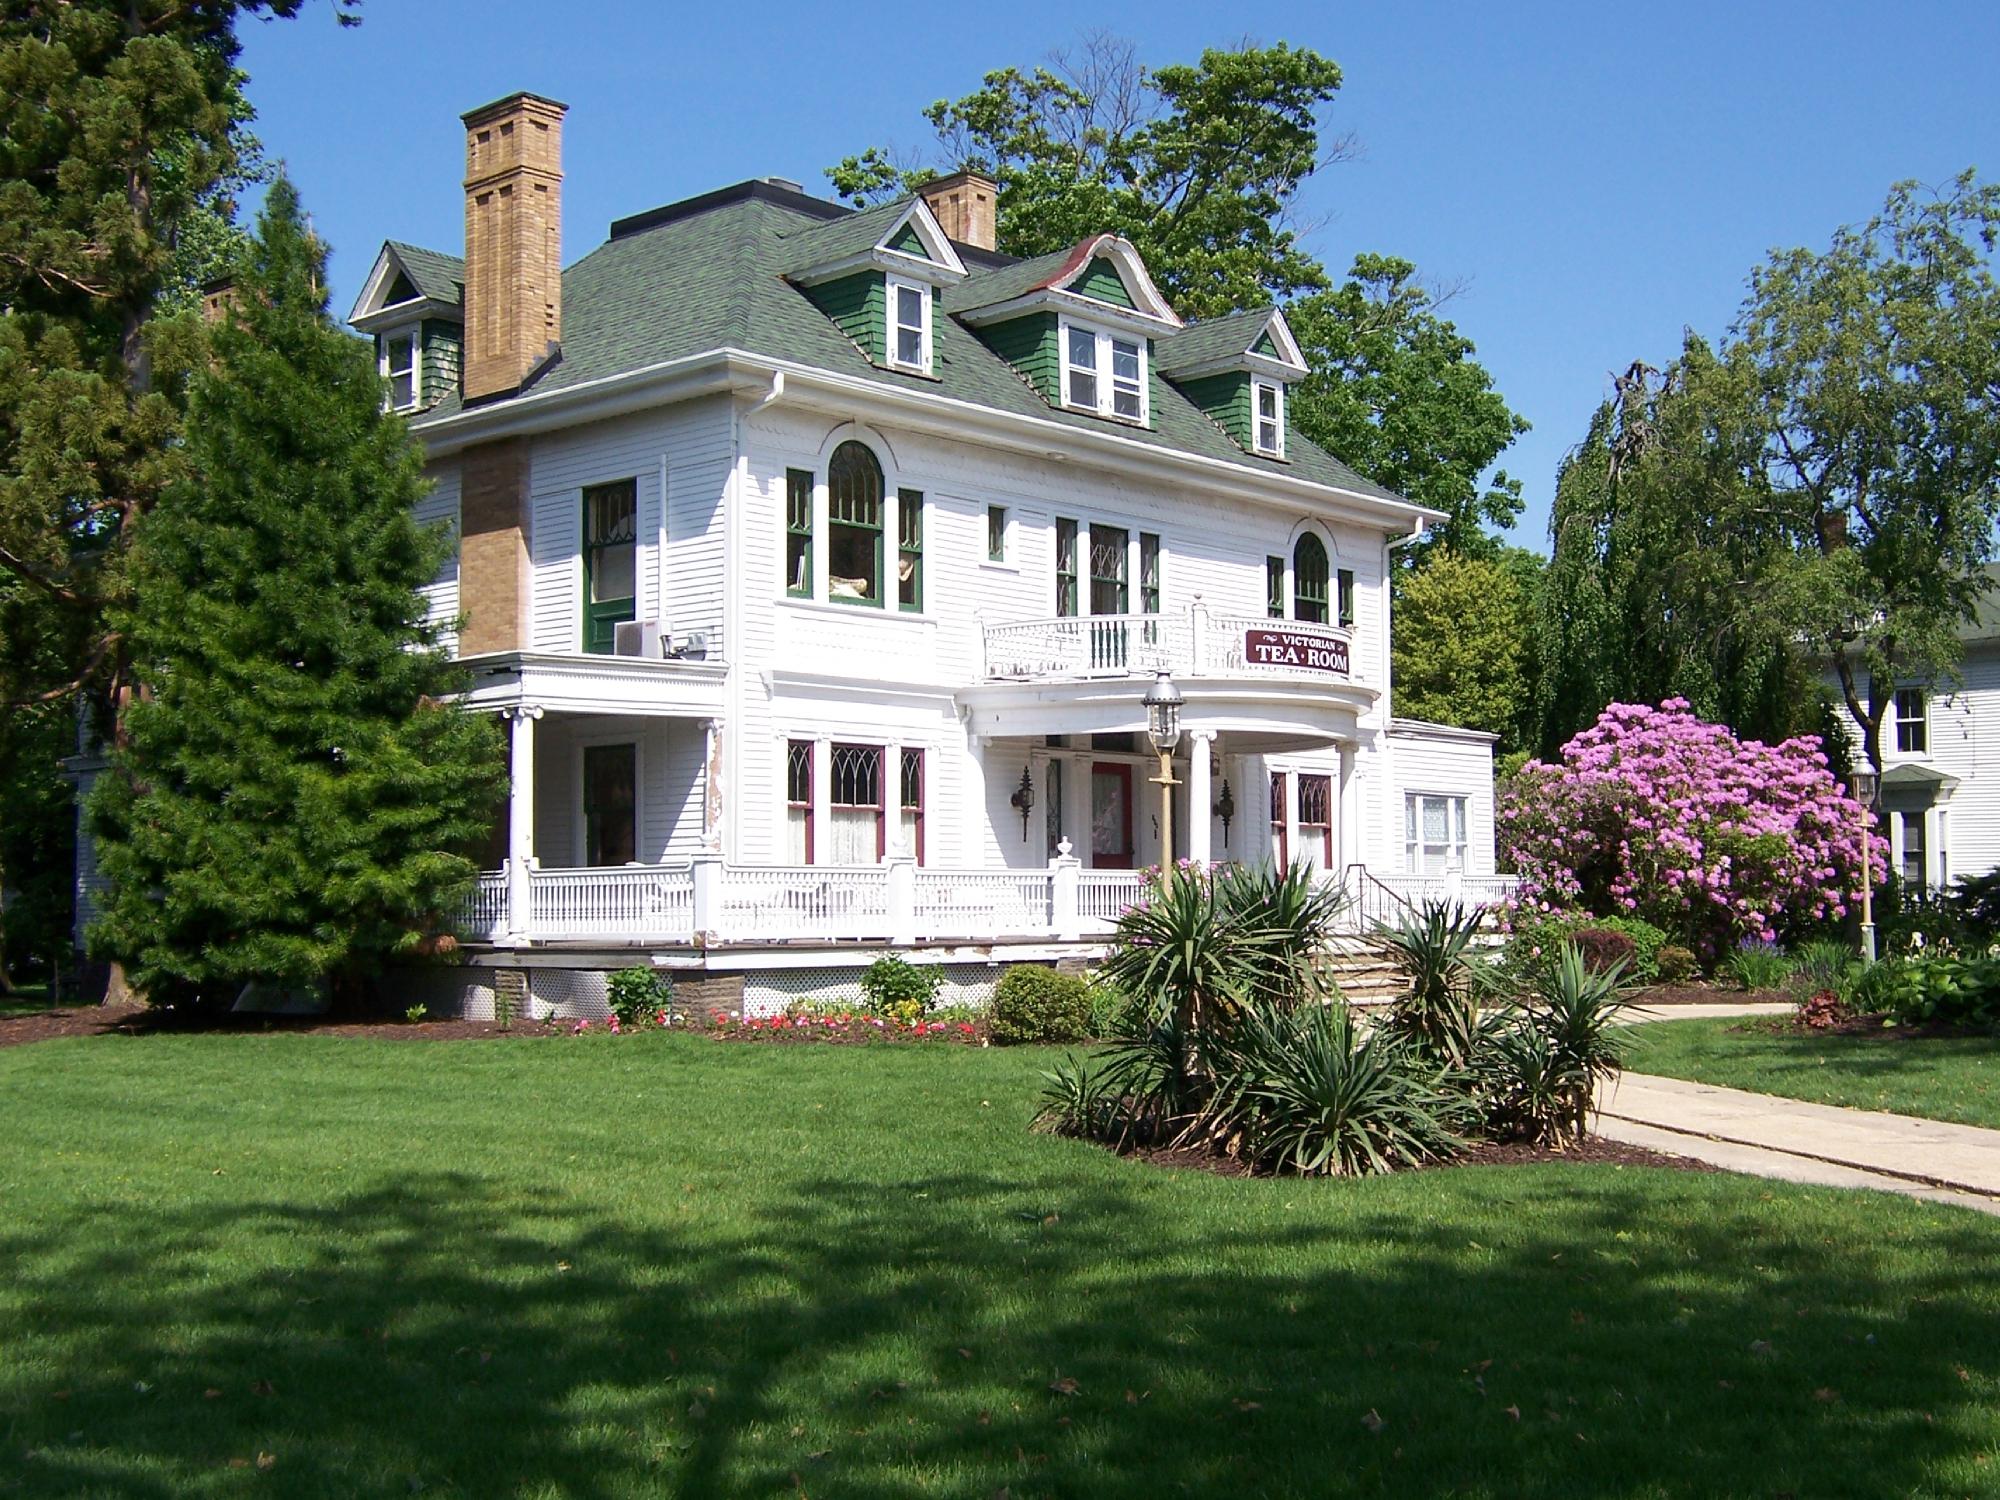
[77, 90, 1507, 1017]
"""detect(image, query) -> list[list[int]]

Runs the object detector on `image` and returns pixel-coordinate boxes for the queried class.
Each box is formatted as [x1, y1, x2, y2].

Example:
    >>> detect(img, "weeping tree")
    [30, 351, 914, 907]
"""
[88, 180, 504, 1012]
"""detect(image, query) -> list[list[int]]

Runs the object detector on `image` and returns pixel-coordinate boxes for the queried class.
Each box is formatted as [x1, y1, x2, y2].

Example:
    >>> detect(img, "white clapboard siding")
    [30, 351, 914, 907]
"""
[414, 465, 460, 654]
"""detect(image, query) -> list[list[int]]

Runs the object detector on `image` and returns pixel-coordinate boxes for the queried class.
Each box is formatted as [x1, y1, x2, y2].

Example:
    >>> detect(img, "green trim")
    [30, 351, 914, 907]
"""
[1293, 534, 1330, 624]
[1266, 556, 1284, 619]
[1250, 330, 1280, 359]
[582, 479, 638, 653]
[1071, 256, 1135, 309]
[804, 270, 886, 364]
[977, 312, 1060, 405]
[897, 488, 923, 612]
[785, 468, 814, 598]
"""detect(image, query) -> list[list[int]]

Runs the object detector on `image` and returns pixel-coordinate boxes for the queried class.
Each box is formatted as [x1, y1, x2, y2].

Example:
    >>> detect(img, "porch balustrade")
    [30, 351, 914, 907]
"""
[451, 858, 1517, 946]
[981, 603, 1354, 683]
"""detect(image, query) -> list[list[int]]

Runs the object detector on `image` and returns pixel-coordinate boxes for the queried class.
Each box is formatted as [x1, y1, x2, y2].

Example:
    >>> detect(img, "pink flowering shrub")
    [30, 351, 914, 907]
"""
[1499, 700, 1883, 956]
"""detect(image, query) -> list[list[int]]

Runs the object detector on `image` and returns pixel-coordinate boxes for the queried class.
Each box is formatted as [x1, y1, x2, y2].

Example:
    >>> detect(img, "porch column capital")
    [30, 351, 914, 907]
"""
[502, 702, 545, 723]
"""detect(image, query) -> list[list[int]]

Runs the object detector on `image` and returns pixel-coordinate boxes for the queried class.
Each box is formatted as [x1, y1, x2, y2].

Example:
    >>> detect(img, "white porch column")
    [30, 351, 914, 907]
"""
[886, 853, 917, 945]
[690, 851, 723, 942]
[701, 717, 725, 855]
[505, 705, 544, 940]
[1187, 730, 1214, 865]
[1052, 837, 1082, 940]
[1337, 743, 1359, 873]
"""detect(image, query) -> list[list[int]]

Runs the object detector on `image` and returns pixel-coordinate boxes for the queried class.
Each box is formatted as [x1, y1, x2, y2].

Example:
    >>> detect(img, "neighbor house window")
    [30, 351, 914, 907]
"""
[381, 329, 418, 411]
[828, 743, 885, 864]
[1269, 772, 1289, 869]
[1253, 378, 1284, 456]
[1056, 517, 1079, 616]
[1298, 773, 1333, 868]
[1266, 556, 1284, 618]
[1061, 321, 1146, 422]
[785, 740, 814, 863]
[1337, 568, 1356, 629]
[582, 479, 638, 653]
[1293, 533, 1329, 624]
[900, 748, 925, 864]
[827, 441, 884, 606]
[1895, 689, 1928, 754]
[582, 743, 637, 866]
[1405, 793, 1468, 876]
[897, 488, 923, 612]
[987, 504, 1008, 562]
[1089, 525, 1129, 615]
[886, 277, 930, 373]
[785, 468, 813, 598]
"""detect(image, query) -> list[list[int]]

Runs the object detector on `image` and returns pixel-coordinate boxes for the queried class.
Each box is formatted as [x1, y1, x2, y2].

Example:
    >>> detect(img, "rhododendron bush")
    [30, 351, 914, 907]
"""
[1498, 700, 1881, 955]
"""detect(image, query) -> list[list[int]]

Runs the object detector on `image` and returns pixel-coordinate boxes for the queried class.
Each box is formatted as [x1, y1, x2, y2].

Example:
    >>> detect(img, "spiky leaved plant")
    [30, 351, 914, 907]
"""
[1376, 899, 1495, 1070]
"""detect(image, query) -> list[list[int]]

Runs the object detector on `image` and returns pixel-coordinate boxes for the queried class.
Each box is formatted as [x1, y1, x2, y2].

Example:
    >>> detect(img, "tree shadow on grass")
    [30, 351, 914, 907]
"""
[3, 1165, 1998, 1498]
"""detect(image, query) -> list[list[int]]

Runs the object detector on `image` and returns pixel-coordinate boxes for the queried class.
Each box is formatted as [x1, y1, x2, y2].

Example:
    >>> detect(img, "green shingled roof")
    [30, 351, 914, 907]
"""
[777, 196, 927, 273]
[385, 241, 464, 306]
[939, 245, 1078, 316]
[407, 185, 1406, 505]
[1155, 308, 1278, 375]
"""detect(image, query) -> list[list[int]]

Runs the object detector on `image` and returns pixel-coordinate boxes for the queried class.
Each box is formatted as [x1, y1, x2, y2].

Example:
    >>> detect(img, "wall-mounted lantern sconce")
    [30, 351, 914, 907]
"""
[1010, 765, 1036, 841]
[1215, 781, 1235, 850]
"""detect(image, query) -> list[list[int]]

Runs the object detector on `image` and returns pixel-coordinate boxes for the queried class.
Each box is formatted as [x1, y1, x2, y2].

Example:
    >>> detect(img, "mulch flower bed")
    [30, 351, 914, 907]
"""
[704, 1013, 988, 1045]
[1119, 1134, 1715, 1179]
[1631, 982, 1787, 1006]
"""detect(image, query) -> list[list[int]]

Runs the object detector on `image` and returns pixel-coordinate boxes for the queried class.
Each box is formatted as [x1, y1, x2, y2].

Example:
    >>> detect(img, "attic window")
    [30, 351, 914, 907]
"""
[1060, 319, 1146, 423]
[1253, 378, 1284, 457]
[380, 330, 418, 411]
[886, 275, 931, 374]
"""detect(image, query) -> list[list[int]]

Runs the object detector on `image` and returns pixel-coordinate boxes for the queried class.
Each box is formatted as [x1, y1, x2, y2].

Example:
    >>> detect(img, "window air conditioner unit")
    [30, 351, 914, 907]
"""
[612, 619, 667, 658]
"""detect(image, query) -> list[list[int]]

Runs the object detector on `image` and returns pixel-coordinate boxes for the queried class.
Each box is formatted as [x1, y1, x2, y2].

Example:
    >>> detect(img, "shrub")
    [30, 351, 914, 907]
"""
[607, 966, 675, 1027]
[1789, 938, 1859, 998]
[1085, 979, 1139, 1039]
[1655, 945, 1697, 984]
[1504, 911, 1667, 983]
[1494, 943, 1634, 1144]
[1877, 955, 2000, 1030]
[1498, 700, 1881, 957]
[859, 955, 942, 1025]
[1212, 1001, 1469, 1176]
[1795, 990, 1848, 1030]
[1571, 927, 1637, 976]
[1722, 940, 1792, 993]
[1377, 899, 1492, 1070]
[989, 966, 1093, 1045]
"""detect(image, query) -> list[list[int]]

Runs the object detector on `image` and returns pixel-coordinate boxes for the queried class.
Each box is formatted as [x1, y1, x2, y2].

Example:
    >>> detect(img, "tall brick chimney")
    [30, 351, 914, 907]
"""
[461, 91, 567, 401]
[919, 170, 998, 253]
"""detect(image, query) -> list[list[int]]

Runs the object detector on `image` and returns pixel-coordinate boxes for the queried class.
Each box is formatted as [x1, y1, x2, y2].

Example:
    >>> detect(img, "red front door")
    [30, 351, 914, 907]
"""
[1091, 762, 1134, 868]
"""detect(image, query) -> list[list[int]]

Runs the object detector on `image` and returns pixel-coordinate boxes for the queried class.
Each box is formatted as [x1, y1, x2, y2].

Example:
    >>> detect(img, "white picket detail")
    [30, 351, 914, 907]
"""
[912, 869, 1053, 936]
[530, 865, 695, 941]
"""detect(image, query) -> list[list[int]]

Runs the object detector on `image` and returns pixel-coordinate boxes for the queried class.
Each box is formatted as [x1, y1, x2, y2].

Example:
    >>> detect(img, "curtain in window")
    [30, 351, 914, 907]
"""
[826, 442, 884, 605]
[829, 743, 883, 864]
[785, 740, 813, 864]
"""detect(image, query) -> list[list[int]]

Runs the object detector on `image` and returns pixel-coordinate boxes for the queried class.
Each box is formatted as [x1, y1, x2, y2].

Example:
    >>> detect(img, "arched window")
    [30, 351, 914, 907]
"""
[1293, 533, 1330, 623]
[827, 441, 885, 606]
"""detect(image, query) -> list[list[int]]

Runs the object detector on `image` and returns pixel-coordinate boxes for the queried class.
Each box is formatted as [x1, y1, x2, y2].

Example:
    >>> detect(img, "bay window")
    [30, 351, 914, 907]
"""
[1298, 773, 1332, 868]
[1266, 556, 1284, 618]
[784, 468, 813, 598]
[1269, 772, 1289, 868]
[1405, 793, 1469, 876]
[1337, 567, 1356, 628]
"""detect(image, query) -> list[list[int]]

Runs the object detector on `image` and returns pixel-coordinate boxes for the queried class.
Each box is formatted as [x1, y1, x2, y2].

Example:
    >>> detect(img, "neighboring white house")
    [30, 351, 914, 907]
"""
[74, 91, 1506, 1016]
[1836, 563, 2000, 894]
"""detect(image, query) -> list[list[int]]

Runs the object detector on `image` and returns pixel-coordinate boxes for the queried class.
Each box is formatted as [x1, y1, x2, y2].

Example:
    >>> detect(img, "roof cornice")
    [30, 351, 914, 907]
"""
[410, 347, 1443, 532]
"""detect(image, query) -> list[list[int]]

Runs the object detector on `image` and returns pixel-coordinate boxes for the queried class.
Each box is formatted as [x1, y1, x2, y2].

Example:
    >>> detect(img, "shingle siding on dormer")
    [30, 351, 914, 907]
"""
[1072, 256, 1135, 308]
[421, 320, 462, 407]
[979, 312, 1061, 405]
[803, 270, 886, 364]
[1178, 370, 1253, 448]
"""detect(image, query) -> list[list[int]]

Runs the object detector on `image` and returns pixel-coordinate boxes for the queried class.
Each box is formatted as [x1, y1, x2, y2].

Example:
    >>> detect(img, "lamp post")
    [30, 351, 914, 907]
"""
[1143, 670, 1183, 866]
[1852, 767, 1879, 963]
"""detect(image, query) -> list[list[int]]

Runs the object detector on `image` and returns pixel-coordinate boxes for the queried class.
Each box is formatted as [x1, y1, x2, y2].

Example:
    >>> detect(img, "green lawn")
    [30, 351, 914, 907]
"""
[0, 984, 53, 1016]
[3, 1033, 1999, 1498]
[1629, 1017, 2000, 1131]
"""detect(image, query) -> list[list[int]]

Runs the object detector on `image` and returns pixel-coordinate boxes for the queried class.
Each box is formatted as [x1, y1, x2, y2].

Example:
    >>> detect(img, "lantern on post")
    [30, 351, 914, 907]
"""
[1851, 768, 1879, 963]
[1143, 670, 1184, 863]
[1009, 765, 1035, 842]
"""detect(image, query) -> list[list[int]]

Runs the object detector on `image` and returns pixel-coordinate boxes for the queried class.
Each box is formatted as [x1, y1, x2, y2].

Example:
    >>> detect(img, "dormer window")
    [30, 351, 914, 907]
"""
[1061, 320, 1146, 423]
[886, 276, 931, 373]
[1253, 378, 1284, 457]
[381, 329, 418, 411]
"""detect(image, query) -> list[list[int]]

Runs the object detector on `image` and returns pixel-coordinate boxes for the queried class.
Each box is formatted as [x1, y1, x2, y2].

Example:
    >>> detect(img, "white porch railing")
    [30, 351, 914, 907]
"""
[450, 858, 1515, 947]
[982, 603, 1353, 683]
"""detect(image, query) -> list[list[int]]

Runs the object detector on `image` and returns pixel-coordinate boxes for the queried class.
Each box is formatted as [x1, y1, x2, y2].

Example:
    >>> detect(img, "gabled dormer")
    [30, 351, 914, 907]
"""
[349, 241, 465, 413]
[784, 197, 968, 377]
[946, 234, 1182, 427]
[1156, 307, 1308, 460]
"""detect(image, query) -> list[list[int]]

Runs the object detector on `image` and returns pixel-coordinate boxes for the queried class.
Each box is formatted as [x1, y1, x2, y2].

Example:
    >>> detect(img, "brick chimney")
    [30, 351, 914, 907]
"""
[461, 91, 567, 401]
[919, 170, 998, 253]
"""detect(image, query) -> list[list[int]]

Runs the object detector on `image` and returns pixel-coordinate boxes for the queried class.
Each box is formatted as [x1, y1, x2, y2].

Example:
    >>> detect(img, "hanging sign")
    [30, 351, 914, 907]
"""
[1243, 627, 1349, 676]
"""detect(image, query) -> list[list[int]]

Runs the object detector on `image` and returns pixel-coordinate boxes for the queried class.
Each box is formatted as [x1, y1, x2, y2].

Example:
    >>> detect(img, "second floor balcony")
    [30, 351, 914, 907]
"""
[982, 605, 1355, 686]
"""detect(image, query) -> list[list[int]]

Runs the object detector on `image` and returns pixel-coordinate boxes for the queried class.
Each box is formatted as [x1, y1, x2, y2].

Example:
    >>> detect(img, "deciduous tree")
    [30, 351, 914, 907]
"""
[1390, 548, 1528, 744]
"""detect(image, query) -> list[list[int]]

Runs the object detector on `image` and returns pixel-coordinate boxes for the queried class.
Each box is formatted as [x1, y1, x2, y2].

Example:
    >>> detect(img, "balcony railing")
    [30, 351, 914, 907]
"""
[983, 603, 1354, 683]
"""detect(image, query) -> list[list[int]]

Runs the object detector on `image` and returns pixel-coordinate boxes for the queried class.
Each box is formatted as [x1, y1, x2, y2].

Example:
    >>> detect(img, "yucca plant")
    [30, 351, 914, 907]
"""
[1212, 999, 1468, 1176]
[1520, 943, 1633, 1144]
[1483, 1019, 1586, 1144]
[1213, 860, 1346, 1009]
[1032, 1052, 1117, 1137]
[1096, 1006, 1205, 1143]
[1376, 899, 1494, 1070]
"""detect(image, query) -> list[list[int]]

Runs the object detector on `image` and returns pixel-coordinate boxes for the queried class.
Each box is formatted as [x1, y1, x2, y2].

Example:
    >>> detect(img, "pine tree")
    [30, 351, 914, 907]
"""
[88, 179, 504, 1010]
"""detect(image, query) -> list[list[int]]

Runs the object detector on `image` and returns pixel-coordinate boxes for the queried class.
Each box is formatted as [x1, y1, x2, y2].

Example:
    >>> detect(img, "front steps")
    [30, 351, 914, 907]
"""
[1325, 935, 1403, 1005]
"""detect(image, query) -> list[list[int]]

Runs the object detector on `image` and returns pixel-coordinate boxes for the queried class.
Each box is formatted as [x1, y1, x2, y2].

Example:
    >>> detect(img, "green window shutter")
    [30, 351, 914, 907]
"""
[897, 488, 923, 612]
[785, 468, 814, 598]
[1071, 257, 1135, 308]
[1139, 532, 1160, 613]
[804, 271, 887, 364]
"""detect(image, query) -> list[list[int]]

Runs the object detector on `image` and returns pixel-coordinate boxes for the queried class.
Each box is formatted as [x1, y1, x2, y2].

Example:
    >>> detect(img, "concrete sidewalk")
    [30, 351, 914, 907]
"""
[1596, 1072, 2000, 1216]
[1623, 1001, 1792, 1023]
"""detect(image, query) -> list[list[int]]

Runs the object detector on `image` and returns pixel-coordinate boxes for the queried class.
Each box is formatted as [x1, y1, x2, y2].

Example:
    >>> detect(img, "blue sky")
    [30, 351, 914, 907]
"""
[237, 1, 1999, 548]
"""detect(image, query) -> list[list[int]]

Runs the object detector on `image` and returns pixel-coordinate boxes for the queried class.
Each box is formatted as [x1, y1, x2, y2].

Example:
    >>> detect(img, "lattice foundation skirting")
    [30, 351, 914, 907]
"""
[741, 962, 1003, 1019]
